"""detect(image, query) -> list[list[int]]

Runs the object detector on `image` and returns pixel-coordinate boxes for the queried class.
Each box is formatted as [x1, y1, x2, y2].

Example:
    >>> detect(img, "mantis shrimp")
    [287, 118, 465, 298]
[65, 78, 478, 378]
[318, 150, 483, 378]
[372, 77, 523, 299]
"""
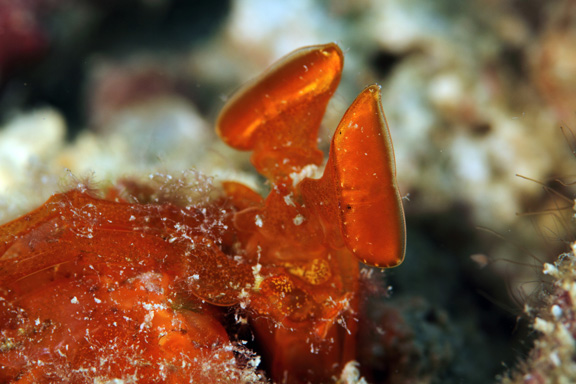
[0, 43, 405, 383]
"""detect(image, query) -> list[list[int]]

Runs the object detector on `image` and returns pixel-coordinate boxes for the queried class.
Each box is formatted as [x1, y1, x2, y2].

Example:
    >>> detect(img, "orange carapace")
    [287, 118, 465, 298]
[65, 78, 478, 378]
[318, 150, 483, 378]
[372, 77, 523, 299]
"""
[0, 43, 405, 383]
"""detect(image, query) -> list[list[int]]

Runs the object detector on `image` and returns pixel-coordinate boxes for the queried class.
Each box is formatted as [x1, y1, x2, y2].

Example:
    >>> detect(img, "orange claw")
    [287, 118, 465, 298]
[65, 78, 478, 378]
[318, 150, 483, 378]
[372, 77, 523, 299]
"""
[300, 85, 406, 268]
[217, 43, 344, 180]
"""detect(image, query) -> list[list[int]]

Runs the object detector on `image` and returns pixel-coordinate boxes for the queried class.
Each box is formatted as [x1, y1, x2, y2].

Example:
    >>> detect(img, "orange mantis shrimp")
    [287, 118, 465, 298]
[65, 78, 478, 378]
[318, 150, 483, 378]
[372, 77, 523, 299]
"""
[0, 43, 405, 383]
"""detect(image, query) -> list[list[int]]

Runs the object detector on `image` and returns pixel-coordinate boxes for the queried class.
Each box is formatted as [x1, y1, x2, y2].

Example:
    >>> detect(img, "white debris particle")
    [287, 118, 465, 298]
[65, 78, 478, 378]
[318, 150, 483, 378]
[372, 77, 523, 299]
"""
[142, 302, 166, 311]
[293, 214, 305, 226]
[551, 304, 562, 319]
[238, 289, 250, 301]
[534, 317, 554, 334]
[35, 318, 40, 326]
[140, 311, 154, 331]
[550, 351, 561, 367]
[252, 263, 264, 291]
[255, 214, 263, 228]
[94, 298, 102, 304]
[289, 164, 320, 187]
[543, 263, 559, 277]
[339, 361, 368, 384]
[283, 193, 295, 207]
[71, 296, 79, 304]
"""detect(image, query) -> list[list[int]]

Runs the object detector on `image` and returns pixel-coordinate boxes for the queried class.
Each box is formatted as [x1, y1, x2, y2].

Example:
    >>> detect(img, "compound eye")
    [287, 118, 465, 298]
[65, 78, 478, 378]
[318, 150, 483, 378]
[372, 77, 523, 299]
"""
[331, 85, 406, 268]
[299, 85, 406, 268]
[217, 43, 344, 180]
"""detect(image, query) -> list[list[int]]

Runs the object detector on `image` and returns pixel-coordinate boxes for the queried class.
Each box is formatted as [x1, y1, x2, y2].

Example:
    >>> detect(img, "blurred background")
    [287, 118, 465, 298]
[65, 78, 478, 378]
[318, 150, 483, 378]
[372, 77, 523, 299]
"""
[1, 0, 575, 382]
